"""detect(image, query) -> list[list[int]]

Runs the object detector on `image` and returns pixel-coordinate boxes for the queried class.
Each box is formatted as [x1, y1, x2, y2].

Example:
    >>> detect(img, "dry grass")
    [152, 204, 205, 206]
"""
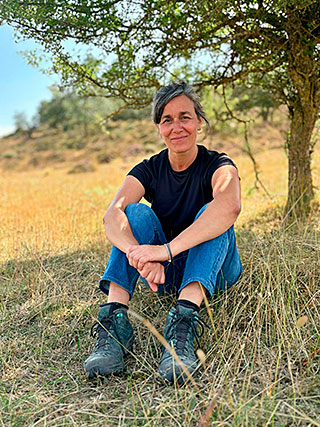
[0, 158, 134, 262]
[1, 137, 320, 425]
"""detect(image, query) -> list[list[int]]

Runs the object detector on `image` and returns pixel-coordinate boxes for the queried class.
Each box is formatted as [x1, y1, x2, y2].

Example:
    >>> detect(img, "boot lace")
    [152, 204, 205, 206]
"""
[90, 314, 121, 349]
[166, 311, 208, 353]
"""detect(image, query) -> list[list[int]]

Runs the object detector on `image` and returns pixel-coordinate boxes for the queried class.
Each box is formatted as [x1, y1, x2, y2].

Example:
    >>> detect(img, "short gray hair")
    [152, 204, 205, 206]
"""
[152, 81, 210, 131]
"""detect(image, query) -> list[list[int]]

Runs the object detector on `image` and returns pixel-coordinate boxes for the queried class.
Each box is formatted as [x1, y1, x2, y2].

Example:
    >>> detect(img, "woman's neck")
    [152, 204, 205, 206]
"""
[168, 145, 198, 172]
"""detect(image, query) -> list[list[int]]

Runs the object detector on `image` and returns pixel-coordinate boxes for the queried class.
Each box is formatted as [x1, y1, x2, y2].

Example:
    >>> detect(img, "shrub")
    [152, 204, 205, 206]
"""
[96, 152, 113, 164]
[68, 161, 95, 174]
[2, 150, 18, 159]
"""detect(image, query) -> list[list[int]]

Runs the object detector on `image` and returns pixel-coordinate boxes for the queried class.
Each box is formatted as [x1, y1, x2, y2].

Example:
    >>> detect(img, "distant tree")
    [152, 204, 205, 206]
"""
[13, 111, 29, 133]
[231, 84, 280, 123]
[2, 0, 320, 219]
[37, 86, 151, 133]
[13, 111, 35, 137]
[38, 96, 67, 130]
[111, 105, 152, 121]
[37, 89, 108, 136]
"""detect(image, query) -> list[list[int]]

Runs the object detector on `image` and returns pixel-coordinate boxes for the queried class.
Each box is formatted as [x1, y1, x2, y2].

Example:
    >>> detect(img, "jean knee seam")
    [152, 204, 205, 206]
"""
[207, 234, 229, 282]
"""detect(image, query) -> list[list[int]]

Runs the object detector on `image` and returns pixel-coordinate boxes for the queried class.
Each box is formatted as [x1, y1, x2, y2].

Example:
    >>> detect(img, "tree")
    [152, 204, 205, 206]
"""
[13, 111, 29, 133]
[231, 84, 280, 123]
[37, 91, 93, 134]
[2, 0, 320, 219]
[36, 86, 152, 134]
[13, 111, 36, 137]
[37, 86, 111, 135]
[38, 95, 68, 130]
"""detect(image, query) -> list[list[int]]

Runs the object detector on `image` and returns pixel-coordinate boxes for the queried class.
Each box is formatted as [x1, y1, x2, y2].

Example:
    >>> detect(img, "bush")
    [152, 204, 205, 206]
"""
[96, 152, 114, 164]
[34, 140, 52, 152]
[2, 150, 18, 159]
[62, 140, 87, 150]
[68, 161, 95, 174]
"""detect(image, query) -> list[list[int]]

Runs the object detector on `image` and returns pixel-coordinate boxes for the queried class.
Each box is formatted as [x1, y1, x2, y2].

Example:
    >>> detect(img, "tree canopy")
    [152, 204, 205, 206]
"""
[2, 0, 320, 218]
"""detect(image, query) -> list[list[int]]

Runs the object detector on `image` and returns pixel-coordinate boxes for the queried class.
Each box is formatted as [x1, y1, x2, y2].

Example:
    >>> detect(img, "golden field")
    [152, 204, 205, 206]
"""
[1, 122, 319, 426]
[1, 143, 319, 262]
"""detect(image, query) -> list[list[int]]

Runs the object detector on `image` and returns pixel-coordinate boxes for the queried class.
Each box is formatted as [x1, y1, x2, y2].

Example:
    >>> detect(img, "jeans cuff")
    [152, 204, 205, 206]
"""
[99, 276, 134, 299]
[179, 277, 214, 297]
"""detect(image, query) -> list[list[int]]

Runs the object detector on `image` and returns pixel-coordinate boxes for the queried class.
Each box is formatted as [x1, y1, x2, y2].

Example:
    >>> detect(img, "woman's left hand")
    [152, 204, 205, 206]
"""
[127, 244, 168, 269]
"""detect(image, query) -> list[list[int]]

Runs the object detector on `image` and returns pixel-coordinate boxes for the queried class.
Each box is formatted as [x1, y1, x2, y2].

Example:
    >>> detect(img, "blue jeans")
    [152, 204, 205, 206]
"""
[99, 203, 243, 299]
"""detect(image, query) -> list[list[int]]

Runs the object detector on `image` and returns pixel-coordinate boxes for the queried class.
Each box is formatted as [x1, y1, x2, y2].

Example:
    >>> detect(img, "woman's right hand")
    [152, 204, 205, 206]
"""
[127, 244, 168, 270]
[137, 261, 165, 292]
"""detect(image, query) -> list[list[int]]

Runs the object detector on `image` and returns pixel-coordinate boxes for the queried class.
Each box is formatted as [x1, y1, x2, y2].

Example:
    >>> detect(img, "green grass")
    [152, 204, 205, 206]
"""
[1, 216, 319, 426]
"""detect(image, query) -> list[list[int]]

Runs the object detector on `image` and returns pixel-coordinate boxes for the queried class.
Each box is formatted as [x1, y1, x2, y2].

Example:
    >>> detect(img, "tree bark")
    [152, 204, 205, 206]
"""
[285, 100, 318, 219]
[284, 10, 320, 220]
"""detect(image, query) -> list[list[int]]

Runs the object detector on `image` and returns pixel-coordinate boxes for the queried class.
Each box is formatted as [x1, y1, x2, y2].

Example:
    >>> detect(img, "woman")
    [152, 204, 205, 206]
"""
[84, 81, 242, 383]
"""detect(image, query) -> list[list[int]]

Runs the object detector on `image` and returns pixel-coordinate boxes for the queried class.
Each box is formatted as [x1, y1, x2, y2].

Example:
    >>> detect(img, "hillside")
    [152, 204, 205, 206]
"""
[0, 116, 288, 173]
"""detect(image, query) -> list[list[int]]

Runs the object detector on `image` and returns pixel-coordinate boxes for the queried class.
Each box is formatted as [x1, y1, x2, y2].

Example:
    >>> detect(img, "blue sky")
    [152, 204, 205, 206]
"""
[0, 24, 57, 137]
[0, 23, 211, 138]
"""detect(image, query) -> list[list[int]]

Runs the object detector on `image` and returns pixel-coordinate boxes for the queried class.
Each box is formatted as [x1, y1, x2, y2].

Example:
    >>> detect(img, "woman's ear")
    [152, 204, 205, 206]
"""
[197, 117, 202, 132]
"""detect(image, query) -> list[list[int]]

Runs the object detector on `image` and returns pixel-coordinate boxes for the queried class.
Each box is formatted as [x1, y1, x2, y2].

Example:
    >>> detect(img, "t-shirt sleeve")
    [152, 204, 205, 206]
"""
[216, 152, 237, 168]
[127, 160, 153, 203]
[205, 152, 238, 187]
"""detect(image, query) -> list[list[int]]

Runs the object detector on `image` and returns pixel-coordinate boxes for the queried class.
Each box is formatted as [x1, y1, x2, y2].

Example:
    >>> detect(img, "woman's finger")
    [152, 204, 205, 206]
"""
[148, 282, 158, 292]
[160, 269, 165, 284]
[146, 270, 155, 283]
[137, 257, 149, 269]
[129, 256, 139, 269]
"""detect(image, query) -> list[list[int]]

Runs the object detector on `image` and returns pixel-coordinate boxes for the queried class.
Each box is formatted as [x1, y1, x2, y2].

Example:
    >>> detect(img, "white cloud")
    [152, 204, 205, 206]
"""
[0, 125, 15, 138]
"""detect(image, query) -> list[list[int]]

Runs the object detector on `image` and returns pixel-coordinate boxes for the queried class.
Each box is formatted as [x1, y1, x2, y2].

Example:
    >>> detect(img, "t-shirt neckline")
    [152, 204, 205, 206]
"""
[167, 145, 201, 174]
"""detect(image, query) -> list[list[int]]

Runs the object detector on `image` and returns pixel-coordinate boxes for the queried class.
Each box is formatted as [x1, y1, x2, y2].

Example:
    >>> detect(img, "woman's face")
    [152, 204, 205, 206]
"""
[157, 95, 201, 155]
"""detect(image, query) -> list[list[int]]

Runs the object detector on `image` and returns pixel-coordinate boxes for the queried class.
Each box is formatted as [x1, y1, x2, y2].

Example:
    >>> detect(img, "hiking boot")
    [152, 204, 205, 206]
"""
[84, 303, 134, 379]
[158, 304, 207, 384]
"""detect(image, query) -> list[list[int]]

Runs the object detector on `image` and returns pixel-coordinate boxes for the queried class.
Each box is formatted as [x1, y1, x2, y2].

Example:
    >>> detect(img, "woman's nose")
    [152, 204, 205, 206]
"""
[171, 119, 183, 132]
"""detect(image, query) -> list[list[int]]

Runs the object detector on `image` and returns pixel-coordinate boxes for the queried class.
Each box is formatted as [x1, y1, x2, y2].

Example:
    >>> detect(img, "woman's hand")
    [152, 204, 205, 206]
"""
[137, 261, 165, 292]
[127, 244, 168, 270]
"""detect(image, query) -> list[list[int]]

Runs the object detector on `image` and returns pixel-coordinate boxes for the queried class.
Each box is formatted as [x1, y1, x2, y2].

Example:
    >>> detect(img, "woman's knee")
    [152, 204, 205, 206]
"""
[125, 203, 154, 224]
[194, 203, 210, 220]
[125, 203, 158, 242]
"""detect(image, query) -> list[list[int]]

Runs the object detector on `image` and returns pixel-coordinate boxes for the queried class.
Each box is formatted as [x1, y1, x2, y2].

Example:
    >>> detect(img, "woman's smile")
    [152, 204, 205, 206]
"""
[171, 135, 188, 141]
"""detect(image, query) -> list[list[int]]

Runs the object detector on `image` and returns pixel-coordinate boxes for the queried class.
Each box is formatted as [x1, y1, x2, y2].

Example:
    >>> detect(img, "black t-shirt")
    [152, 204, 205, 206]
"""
[128, 144, 237, 240]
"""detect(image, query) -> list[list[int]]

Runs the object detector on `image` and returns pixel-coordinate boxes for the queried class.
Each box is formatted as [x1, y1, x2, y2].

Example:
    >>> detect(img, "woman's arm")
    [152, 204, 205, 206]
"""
[170, 164, 241, 256]
[104, 175, 165, 290]
[127, 165, 241, 267]
[103, 175, 145, 253]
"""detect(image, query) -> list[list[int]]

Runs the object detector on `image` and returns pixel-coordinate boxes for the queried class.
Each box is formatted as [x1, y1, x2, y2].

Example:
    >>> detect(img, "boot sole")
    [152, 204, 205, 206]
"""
[85, 339, 134, 379]
[87, 365, 125, 379]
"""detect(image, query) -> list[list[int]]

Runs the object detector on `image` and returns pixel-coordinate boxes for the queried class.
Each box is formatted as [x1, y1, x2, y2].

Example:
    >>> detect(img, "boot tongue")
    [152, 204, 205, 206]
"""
[174, 305, 197, 352]
[98, 303, 122, 320]
[94, 304, 116, 347]
[176, 304, 197, 316]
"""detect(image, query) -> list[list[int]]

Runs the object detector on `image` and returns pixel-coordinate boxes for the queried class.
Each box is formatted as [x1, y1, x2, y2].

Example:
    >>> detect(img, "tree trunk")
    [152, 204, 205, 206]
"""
[285, 101, 317, 219]
[284, 10, 320, 221]
[260, 108, 269, 123]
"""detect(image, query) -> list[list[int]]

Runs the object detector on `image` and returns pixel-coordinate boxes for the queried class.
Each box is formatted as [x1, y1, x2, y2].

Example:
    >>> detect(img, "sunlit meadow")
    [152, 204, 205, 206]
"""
[3, 146, 318, 261]
[1, 135, 319, 425]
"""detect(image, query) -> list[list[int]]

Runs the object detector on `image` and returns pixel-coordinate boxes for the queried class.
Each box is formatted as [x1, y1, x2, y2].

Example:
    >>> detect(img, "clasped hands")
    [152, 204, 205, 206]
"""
[126, 244, 168, 293]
